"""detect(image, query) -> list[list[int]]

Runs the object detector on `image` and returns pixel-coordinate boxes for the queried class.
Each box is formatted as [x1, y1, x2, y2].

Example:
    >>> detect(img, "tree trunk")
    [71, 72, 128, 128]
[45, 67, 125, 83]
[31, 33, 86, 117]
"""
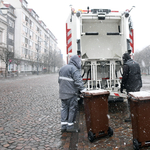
[5, 63, 8, 78]
[16, 65, 18, 76]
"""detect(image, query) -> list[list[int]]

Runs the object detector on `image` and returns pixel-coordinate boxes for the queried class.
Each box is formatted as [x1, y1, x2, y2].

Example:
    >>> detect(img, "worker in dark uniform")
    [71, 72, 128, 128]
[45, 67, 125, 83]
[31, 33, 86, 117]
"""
[121, 52, 142, 122]
[58, 55, 86, 132]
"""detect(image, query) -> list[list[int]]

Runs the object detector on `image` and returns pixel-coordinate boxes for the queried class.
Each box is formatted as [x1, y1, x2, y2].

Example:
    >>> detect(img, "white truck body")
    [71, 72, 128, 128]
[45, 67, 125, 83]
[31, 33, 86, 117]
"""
[66, 8, 134, 100]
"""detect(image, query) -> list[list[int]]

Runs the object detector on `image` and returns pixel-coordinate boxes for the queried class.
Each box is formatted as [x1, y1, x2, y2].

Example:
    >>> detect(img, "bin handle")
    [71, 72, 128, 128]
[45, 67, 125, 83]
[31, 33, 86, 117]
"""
[127, 95, 139, 102]
[127, 95, 131, 100]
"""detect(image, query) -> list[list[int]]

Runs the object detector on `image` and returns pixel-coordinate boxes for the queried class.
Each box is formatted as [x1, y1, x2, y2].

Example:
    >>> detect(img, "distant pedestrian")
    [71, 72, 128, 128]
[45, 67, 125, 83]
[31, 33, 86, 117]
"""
[120, 52, 142, 122]
[58, 55, 86, 132]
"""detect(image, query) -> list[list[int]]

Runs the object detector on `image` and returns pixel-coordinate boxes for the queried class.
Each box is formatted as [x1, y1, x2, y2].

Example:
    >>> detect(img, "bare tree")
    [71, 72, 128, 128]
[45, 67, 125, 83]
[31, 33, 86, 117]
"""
[28, 53, 37, 74]
[134, 45, 150, 75]
[38, 54, 44, 73]
[12, 54, 22, 76]
[0, 43, 14, 77]
[42, 53, 48, 73]
[47, 49, 53, 73]
[55, 52, 64, 69]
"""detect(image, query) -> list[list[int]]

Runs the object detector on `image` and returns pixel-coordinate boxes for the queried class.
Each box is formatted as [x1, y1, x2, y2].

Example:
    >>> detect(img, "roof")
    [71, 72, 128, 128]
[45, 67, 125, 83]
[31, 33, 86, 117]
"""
[3, 3, 15, 9]
[39, 20, 46, 27]
[20, 0, 28, 4]
[3, 4, 11, 8]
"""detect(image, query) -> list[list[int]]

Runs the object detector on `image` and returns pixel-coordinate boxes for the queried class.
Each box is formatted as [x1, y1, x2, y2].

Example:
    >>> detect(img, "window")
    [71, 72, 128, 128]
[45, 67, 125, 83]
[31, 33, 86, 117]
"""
[30, 30, 32, 36]
[0, 31, 2, 43]
[29, 30, 33, 39]
[9, 8, 14, 14]
[22, 47, 24, 54]
[36, 35, 39, 40]
[28, 50, 30, 56]
[8, 33, 13, 40]
[36, 26, 39, 32]
[25, 38, 28, 44]
[22, 0, 27, 8]
[29, 20, 34, 27]
[8, 45, 13, 52]
[23, 26, 28, 33]
[25, 16, 29, 22]
[44, 49, 47, 53]
[25, 49, 28, 55]
[23, 13, 25, 21]
[29, 40, 32, 47]
[30, 51, 33, 57]
[9, 20, 14, 28]
[32, 11, 35, 17]
[22, 37, 25, 43]
[36, 15, 38, 21]
[39, 30, 42, 36]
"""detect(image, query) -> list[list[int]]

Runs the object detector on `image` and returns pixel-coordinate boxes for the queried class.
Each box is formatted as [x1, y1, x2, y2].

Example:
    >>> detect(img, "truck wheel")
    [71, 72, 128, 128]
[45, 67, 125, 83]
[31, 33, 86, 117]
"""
[88, 131, 95, 142]
[108, 127, 113, 137]
[133, 139, 140, 150]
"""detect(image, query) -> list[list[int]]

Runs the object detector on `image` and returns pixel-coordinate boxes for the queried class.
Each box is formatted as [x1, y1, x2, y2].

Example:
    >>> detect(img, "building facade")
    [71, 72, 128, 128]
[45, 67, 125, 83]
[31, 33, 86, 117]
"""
[0, 7, 7, 72]
[1, 2, 16, 71]
[0, 0, 58, 73]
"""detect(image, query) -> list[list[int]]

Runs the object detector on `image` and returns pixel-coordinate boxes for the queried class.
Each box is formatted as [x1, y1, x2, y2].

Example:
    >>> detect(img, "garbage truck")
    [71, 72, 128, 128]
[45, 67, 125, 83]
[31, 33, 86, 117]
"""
[66, 6, 135, 101]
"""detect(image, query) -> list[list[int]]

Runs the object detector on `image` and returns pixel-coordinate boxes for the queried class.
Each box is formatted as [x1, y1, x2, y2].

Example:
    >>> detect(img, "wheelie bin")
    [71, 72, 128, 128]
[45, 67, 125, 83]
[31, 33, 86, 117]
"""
[128, 91, 150, 150]
[83, 89, 113, 142]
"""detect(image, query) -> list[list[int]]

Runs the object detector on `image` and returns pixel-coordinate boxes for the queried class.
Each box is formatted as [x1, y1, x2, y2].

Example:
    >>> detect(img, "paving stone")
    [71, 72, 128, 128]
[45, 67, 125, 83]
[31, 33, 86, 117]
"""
[0, 74, 150, 150]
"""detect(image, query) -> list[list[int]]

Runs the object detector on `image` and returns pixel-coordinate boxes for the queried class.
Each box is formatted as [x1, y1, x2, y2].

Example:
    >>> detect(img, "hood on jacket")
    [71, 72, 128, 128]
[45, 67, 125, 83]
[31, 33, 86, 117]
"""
[122, 53, 131, 64]
[68, 55, 81, 69]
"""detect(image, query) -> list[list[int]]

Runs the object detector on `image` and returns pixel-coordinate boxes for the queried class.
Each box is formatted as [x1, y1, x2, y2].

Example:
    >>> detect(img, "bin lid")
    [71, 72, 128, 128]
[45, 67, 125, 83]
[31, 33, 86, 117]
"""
[128, 91, 150, 101]
[84, 89, 110, 96]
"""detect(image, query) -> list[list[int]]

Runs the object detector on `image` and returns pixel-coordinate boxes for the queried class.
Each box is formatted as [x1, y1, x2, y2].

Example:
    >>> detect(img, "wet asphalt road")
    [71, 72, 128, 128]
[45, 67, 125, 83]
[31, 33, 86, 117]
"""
[0, 74, 150, 150]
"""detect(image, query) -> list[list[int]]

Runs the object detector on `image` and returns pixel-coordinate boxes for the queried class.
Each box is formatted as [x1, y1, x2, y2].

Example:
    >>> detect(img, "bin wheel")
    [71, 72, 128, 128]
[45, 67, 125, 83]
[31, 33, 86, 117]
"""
[88, 131, 95, 142]
[108, 127, 113, 137]
[133, 139, 139, 150]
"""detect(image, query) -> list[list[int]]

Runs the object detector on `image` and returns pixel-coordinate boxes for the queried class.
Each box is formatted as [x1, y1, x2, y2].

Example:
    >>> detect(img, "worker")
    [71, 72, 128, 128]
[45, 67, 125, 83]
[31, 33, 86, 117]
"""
[58, 55, 86, 132]
[120, 52, 142, 122]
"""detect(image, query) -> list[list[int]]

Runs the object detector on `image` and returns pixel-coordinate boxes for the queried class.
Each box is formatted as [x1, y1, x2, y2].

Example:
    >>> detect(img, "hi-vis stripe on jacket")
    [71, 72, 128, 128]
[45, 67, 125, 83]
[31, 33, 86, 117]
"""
[59, 76, 74, 82]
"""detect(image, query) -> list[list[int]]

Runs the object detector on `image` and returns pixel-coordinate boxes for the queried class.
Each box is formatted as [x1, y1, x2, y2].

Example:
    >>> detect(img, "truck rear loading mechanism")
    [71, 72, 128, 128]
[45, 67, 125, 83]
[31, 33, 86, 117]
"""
[66, 6, 135, 101]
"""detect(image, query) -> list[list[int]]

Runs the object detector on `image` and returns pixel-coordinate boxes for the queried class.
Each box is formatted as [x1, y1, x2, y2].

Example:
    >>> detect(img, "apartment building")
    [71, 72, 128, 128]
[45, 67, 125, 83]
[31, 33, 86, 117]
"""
[0, 2, 16, 71]
[0, 8, 7, 71]
[1, 0, 58, 73]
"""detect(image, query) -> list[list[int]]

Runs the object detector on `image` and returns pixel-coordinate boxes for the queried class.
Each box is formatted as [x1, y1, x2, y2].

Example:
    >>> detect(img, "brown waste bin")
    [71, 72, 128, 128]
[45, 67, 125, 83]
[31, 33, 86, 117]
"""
[128, 91, 150, 150]
[83, 90, 113, 142]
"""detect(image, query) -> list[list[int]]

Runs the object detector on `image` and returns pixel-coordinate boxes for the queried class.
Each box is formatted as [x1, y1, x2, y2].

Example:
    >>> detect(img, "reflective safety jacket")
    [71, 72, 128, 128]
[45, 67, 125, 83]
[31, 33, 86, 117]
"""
[58, 55, 85, 99]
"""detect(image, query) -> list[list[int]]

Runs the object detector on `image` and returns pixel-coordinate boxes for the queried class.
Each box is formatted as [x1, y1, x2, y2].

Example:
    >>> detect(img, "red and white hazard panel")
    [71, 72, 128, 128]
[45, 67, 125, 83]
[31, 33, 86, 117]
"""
[66, 23, 72, 63]
[129, 28, 134, 58]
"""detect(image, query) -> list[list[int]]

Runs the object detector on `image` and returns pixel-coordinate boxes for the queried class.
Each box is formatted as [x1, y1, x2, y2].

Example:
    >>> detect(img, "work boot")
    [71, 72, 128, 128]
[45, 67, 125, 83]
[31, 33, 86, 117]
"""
[61, 125, 67, 132]
[67, 125, 80, 132]
[124, 117, 131, 122]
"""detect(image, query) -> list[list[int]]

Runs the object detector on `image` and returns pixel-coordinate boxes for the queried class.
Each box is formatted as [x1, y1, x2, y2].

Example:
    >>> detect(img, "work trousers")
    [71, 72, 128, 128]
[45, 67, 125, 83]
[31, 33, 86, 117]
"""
[61, 96, 78, 128]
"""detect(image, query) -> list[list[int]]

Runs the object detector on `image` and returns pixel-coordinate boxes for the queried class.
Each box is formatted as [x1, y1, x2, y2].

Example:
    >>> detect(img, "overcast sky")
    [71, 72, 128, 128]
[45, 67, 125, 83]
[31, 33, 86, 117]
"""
[28, 0, 150, 58]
